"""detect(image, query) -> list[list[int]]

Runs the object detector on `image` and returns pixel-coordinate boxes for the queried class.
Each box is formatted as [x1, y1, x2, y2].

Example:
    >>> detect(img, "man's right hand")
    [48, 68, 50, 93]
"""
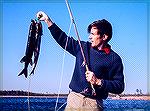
[36, 11, 49, 21]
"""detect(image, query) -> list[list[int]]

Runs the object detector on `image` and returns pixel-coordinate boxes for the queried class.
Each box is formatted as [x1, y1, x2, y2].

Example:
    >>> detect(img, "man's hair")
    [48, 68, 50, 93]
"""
[87, 19, 112, 42]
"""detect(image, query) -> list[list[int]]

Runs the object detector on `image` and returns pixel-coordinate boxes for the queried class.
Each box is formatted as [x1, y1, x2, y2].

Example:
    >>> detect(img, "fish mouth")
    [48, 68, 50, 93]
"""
[89, 39, 93, 43]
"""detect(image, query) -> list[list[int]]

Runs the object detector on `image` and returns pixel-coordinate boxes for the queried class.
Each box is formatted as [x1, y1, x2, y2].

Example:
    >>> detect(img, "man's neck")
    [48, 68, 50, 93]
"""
[97, 43, 106, 51]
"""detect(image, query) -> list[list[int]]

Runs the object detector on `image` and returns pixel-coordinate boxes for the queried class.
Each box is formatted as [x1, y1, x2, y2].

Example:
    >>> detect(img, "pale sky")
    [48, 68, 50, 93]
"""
[2, 0, 150, 94]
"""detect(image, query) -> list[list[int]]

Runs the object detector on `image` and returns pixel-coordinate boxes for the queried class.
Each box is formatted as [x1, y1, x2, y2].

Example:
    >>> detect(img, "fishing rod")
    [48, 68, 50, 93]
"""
[65, 0, 96, 95]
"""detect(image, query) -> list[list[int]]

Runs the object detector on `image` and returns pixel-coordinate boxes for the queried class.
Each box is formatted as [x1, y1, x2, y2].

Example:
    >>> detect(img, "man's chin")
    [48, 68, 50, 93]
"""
[91, 45, 98, 49]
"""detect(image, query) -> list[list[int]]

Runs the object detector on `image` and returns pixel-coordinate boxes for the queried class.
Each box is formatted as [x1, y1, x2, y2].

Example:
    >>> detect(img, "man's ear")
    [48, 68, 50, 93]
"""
[102, 34, 108, 41]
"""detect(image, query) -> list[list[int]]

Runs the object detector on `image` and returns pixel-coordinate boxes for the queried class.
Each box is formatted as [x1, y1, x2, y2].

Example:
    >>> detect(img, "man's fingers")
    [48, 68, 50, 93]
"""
[36, 11, 43, 19]
[85, 71, 98, 85]
[86, 71, 93, 82]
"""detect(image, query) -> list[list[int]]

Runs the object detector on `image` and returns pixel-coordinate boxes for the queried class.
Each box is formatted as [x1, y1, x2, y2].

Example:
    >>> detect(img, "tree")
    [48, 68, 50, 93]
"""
[136, 89, 139, 95]
[139, 89, 142, 95]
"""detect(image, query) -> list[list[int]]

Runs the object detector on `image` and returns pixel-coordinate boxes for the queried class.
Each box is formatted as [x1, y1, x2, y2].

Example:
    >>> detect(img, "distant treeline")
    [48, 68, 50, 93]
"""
[0, 90, 68, 97]
[0, 90, 149, 97]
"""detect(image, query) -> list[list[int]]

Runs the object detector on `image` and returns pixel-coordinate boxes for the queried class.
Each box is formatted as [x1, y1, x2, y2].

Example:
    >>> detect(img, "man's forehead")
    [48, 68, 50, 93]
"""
[91, 26, 97, 29]
[91, 27, 99, 32]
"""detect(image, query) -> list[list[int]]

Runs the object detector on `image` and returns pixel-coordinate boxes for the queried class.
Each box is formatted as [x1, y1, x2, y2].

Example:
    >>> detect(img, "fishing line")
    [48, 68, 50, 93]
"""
[56, 92, 78, 111]
[65, 0, 87, 65]
[56, 102, 67, 111]
[54, 21, 73, 111]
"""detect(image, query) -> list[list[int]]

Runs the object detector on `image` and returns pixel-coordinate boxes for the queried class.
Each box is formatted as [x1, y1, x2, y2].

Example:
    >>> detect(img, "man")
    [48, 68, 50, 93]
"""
[37, 11, 124, 111]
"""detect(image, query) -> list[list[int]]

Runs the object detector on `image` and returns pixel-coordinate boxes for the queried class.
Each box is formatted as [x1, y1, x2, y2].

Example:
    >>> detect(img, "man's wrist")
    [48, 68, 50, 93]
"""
[95, 78, 102, 86]
[45, 18, 53, 27]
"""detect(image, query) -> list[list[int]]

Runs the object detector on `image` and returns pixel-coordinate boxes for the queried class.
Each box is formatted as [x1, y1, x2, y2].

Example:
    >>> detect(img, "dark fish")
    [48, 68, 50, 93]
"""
[18, 19, 42, 78]
[30, 21, 42, 75]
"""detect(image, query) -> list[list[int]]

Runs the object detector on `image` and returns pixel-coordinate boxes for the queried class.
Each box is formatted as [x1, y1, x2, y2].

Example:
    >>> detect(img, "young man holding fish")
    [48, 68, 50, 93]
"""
[37, 11, 124, 111]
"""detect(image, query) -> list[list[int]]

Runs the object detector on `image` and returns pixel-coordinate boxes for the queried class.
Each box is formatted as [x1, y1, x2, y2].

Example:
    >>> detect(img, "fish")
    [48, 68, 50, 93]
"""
[30, 21, 43, 75]
[18, 19, 42, 78]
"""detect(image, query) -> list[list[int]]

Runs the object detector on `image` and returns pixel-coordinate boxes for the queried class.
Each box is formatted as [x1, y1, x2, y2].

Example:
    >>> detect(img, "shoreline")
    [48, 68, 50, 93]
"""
[1, 95, 150, 100]
[0, 95, 68, 98]
[111, 95, 150, 100]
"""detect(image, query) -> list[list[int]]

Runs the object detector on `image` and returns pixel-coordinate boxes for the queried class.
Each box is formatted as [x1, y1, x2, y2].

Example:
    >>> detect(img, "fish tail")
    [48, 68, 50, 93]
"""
[20, 56, 26, 63]
[30, 64, 36, 75]
[18, 68, 28, 78]
[30, 70, 34, 75]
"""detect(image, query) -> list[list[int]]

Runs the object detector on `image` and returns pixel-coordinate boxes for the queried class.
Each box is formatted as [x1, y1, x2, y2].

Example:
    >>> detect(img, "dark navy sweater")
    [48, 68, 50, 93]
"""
[48, 23, 124, 100]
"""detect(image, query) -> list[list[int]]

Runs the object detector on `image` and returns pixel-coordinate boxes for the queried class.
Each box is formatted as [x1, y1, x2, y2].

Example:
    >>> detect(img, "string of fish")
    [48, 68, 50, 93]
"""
[18, 19, 42, 78]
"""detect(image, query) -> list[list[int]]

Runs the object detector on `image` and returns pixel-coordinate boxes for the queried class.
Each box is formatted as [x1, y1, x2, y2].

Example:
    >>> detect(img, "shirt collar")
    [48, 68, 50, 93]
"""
[92, 44, 111, 54]
[102, 44, 111, 54]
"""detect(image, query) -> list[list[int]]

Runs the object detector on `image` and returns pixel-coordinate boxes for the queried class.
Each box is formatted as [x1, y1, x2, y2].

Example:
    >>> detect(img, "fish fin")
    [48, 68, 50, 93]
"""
[18, 68, 28, 78]
[20, 56, 26, 63]
[30, 59, 33, 66]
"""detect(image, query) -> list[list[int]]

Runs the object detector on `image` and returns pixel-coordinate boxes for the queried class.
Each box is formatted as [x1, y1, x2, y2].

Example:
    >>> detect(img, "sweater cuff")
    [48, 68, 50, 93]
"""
[95, 79, 104, 89]
[48, 23, 56, 31]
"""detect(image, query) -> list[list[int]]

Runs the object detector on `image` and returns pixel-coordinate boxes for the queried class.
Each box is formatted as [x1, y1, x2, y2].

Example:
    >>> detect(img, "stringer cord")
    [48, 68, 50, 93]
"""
[27, 75, 32, 111]
[54, 21, 73, 111]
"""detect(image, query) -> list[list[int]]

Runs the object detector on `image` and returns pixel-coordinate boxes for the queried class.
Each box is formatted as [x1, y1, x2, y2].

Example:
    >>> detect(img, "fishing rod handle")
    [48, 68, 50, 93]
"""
[85, 64, 89, 71]
[85, 64, 96, 95]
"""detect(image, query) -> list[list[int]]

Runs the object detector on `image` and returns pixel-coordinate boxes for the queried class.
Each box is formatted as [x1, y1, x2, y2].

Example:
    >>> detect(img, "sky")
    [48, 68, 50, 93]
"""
[1, 0, 150, 94]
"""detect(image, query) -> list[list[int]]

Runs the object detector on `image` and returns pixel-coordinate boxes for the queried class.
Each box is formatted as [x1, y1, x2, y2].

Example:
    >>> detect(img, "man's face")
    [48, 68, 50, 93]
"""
[89, 27, 103, 48]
